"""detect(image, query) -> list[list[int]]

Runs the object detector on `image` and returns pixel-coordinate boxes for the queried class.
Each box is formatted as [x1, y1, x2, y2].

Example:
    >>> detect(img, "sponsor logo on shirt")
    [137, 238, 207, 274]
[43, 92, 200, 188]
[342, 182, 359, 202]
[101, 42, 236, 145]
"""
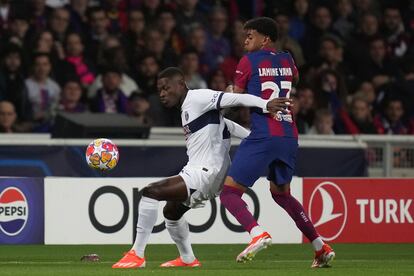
[273, 111, 293, 122]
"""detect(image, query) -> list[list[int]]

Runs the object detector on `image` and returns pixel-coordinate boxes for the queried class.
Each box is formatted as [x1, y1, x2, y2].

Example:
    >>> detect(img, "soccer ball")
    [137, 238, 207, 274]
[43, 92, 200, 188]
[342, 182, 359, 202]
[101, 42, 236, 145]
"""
[85, 138, 119, 170]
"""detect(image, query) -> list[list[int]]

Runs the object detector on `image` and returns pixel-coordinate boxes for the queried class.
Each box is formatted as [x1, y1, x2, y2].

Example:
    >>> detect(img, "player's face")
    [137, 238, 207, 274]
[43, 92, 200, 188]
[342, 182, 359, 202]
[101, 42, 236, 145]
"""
[157, 77, 183, 108]
[243, 29, 267, 52]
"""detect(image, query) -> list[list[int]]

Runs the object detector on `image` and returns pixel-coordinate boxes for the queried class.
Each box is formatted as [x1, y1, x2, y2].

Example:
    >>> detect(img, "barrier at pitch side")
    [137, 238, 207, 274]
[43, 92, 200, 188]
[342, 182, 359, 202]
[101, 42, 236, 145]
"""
[302, 178, 414, 243]
[2, 177, 413, 244]
[44, 177, 302, 244]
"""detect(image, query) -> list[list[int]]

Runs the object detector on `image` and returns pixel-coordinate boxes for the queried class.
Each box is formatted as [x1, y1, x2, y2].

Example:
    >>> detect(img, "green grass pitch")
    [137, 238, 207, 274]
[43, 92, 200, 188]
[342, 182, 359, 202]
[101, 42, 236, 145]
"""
[0, 244, 413, 276]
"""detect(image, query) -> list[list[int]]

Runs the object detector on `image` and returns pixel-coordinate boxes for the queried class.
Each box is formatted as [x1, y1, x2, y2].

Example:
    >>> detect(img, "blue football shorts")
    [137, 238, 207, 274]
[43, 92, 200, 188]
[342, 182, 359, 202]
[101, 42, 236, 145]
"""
[228, 136, 298, 187]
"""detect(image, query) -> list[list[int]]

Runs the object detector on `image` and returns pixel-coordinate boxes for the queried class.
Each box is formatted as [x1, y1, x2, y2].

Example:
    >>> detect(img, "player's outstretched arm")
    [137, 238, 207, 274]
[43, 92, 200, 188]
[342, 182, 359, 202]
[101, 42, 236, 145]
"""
[217, 92, 291, 113]
[224, 118, 250, 139]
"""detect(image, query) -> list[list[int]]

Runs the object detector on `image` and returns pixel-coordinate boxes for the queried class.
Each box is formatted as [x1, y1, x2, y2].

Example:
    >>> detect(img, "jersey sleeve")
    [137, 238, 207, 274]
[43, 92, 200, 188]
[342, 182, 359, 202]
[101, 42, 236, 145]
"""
[286, 52, 299, 81]
[217, 92, 268, 111]
[234, 55, 252, 91]
[192, 89, 269, 112]
[190, 89, 225, 112]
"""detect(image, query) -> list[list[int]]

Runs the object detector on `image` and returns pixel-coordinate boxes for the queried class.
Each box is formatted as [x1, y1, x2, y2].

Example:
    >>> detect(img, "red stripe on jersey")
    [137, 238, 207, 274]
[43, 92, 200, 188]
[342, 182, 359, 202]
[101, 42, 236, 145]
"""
[267, 114, 285, 136]
[234, 56, 252, 90]
[280, 56, 298, 138]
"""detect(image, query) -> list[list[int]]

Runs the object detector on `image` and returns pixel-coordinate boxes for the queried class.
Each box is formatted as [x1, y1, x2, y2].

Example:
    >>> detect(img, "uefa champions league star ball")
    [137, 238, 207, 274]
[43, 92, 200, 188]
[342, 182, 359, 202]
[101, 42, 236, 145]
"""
[85, 138, 119, 170]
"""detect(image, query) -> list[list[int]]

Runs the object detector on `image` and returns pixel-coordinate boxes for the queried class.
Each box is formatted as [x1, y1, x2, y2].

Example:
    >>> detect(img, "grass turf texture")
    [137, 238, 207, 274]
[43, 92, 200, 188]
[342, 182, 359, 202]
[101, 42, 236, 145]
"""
[0, 244, 413, 276]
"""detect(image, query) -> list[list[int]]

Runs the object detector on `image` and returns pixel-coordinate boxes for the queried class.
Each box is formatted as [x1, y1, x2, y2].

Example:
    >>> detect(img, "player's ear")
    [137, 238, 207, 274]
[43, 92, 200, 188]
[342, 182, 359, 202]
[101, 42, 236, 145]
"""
[263, 36, 271, 46]
[178, 78, 186, 88]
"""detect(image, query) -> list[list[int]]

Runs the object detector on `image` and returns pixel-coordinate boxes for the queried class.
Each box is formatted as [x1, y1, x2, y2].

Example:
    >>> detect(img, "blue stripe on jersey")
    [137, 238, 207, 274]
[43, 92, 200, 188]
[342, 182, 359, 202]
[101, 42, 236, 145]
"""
[246, 53, 263, 97]
[216, 92, 224, 110]
[184, 109, 220, 134]
[223, 124, 230, 139]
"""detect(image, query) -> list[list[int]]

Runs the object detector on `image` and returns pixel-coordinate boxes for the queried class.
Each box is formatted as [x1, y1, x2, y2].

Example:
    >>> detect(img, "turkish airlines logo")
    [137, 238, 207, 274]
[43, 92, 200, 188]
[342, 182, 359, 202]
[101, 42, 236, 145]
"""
[308, 181, 347, 241]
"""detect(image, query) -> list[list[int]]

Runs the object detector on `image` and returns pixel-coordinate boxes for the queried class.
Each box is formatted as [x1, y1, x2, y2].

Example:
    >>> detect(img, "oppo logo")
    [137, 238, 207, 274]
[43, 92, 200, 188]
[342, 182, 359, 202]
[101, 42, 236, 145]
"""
[88, 186, 260, 239]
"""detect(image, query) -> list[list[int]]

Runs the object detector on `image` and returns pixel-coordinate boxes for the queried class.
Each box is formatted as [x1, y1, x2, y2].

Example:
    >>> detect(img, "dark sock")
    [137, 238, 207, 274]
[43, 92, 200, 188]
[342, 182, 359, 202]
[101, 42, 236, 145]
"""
[220, 185, 258, 232]
[271, 190, 319, 242]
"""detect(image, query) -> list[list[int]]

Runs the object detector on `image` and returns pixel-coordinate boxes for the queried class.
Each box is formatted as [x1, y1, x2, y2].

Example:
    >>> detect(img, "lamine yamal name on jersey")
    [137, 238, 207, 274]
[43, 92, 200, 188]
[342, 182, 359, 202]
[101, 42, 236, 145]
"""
[258, 67, 293, 77]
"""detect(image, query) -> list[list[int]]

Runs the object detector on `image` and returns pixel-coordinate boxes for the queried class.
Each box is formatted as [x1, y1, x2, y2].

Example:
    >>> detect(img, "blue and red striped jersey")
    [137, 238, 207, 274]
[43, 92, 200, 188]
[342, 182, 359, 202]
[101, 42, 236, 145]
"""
[234, 49, 298, 139]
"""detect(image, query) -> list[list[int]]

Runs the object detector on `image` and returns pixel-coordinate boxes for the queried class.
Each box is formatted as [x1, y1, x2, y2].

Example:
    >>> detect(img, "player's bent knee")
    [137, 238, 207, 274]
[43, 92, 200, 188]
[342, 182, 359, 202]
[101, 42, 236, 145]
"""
[163, 202, 189, 220]
[270, 181, 290, 194]
[142, 184, 164, 201]
[163, 205, 181, 220]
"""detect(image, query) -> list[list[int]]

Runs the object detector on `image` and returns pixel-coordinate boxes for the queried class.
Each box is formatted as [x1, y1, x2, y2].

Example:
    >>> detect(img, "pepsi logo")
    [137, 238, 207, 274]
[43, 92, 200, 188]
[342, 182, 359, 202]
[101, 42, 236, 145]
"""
[308, 181, 347, 241]
[0, 187, 29, 236]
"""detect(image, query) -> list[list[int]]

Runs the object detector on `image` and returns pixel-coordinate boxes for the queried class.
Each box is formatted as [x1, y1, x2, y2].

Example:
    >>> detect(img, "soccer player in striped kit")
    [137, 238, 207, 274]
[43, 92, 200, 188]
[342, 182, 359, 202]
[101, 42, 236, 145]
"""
[219, 17, 335, 268]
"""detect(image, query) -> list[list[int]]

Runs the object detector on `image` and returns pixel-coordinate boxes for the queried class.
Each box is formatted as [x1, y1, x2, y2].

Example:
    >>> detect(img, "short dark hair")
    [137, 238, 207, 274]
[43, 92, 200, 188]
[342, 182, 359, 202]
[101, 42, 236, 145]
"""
[157, 7, 176, 17]
[320, 34, 343, 48]
[369, 35, 386, 46]
[158, 67, 184, 79]
[87, 6, 106, 19]
[32, 52, 51, 63]
[181, 47, 198, 57]
[129, 91, 146, 101]
[244, 17, 278, 42]
[101, 66, 122, 76]
[385, 96, 404, 107]
[383, 4, 401, 13]
[64, 32, 84, 46]
[2, 43, 23, 59]
[274, 11, 291, 19]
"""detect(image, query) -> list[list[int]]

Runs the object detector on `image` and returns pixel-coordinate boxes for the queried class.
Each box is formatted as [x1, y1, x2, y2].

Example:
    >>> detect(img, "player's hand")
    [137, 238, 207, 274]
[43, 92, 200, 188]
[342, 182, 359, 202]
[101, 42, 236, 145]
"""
[225, 84, 234, 92]
[266, 97, 293, 113]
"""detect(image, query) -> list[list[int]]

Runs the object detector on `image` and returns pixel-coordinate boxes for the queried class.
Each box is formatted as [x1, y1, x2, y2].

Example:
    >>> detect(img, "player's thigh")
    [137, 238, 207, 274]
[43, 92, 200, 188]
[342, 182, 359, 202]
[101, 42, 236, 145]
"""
[143, 175, 188, 201]
[267, 137, 298, 187]
[267, 160, 295, 186]
[228, 139, 269, 187]
[180, 165, 216, 208]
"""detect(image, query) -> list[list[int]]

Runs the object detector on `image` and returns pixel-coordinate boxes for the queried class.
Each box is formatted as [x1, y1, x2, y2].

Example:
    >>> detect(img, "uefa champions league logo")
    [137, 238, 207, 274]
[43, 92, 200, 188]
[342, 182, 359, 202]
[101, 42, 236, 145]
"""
[0, 187, 29, 236]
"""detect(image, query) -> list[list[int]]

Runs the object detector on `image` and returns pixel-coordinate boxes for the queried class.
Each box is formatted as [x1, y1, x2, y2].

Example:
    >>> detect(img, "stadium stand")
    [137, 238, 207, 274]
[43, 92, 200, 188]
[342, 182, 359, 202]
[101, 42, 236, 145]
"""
[0, 0, 413, 134]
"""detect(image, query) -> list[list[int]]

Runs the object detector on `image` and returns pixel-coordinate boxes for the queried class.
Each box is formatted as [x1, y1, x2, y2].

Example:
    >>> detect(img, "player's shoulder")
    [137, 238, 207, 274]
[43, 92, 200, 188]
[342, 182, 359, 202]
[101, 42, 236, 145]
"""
[274, 50, 294, 60]
[237, 54, 253, 66]
[246, 50, 292, 59]
[186, 89, 221, 102]
[188, 88, 216, 96]
[243, 51, 258, 59]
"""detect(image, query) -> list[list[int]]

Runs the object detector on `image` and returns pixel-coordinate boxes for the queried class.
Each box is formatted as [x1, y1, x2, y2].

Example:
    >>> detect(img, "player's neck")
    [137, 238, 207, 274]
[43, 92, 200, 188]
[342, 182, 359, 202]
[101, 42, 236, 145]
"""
[179, 88, 189, 107]
[260, 43, 276, 52]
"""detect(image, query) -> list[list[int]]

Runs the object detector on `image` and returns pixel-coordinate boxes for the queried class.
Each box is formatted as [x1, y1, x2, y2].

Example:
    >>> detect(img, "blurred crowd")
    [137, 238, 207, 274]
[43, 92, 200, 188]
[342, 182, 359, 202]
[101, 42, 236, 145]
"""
[0, 0, 413, 135]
